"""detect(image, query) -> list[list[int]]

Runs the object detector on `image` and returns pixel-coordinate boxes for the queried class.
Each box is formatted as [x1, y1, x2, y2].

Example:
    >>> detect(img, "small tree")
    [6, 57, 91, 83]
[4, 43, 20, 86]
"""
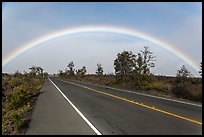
[67, 61, 75, 76]
[76, 66, 87, 76]
[29, 65, 37, 76]
[43, 72, 49, 78]
[58, 70, 63, 77]
[81, 66, 87, 75]
[173, 65, 193, 99]
[176, 65, 193, 78]
[36, 67, 44, 77]
[14, 71, 21, 77]
[137, 46, 156, 75]
[199, 62, 202, 76]
[65, 68, 68, 75]
[39, 67, 44, 75]
[114, 51, 136, 81]
[135, 53, 143, 74]
[176, 65, 193, 83]
[96, 63, 103, 76]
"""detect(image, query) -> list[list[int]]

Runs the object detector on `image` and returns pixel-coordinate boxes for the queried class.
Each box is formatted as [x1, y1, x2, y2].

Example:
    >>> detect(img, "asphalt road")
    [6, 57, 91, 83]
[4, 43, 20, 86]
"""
[27, 77, 202, 135]
[26, 78, 96, 135]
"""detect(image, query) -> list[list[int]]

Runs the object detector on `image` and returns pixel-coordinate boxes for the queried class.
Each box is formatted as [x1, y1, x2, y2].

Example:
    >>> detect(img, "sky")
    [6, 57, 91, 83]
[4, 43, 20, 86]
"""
[2, 2, 202, 77]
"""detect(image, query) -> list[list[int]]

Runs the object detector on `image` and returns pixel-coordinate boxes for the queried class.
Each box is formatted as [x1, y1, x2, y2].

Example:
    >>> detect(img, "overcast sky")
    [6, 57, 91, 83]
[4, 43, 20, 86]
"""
[2, 2, 202, 77]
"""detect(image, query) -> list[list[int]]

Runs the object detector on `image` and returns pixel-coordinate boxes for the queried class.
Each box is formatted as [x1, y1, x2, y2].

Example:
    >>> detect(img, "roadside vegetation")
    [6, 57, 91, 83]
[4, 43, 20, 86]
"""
[2, 66, 47, 135]
[57, 46, 202, 102]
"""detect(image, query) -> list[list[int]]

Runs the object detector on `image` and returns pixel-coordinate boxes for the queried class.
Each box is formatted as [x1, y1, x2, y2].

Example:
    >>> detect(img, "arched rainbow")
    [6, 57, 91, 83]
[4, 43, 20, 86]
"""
[2, 25, 200, 71]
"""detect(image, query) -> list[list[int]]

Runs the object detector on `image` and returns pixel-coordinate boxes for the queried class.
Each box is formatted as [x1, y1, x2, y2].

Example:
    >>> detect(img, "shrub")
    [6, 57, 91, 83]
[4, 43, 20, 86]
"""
[146, 82, 169, 92]
[6, 85, 31, 110]
[2, 102, 32, 135]
[2, 118, 7, 134]
[9, 78, 22, 89]
[171, 85, 191, 99]
[12, 113, 23, 131]
[2, 73, 44, 135]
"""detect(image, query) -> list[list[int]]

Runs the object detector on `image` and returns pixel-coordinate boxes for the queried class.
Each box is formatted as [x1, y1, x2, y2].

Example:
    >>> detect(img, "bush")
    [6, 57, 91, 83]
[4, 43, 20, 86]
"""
[2, 118, 7, 134]
[172, 85, 191, 99]
[6, 85, 31, 110]
[2, 102, 32, 135]
[2, 73, 44, 135]
[12, 113, 23, 131]
[146, 82, 169, 92]
[9, 78, 23, 89]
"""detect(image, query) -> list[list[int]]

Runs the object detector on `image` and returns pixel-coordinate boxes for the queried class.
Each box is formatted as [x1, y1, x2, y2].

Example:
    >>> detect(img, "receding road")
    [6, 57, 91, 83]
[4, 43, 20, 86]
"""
[27, 77, 202, 135]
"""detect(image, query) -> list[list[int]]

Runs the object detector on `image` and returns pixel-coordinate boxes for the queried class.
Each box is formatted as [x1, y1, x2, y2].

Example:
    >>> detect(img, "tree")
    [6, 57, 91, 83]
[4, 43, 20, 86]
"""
[36, 67, 44, 75]
[14, 71, 21, 77]
[67, 61, 75, 76]
[176, 65, 193, 83]
[176, 65, 193, 78]
[76, 66, 87, 76]
[58, 70, 63, 74]
[43, 72, 49, 78]
[58, 70, 63, 77]
[65, 68, 68, 75]
[29, 65, 37, 76]
[136, 46, 156, 75]
[114, 51, 136, 80]
[81, 66, 87, 75]
[172, 65, 194, 99]
[135, 53, 143, 74]
[96, 63, 103, 76]
[199, 62, 202, 76]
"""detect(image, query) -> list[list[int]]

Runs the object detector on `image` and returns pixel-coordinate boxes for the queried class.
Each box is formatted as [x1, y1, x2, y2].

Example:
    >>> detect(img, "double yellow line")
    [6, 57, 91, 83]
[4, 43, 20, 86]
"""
[67, 81, 202, 125]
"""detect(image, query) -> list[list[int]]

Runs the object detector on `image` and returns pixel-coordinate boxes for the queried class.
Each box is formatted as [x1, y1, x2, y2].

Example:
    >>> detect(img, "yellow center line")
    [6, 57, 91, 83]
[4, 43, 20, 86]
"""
[68, 81, 202, 125]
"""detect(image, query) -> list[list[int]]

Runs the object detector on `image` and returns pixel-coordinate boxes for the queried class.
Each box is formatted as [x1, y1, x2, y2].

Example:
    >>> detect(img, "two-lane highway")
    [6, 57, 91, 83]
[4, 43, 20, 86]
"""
[48, 77, 202, 135]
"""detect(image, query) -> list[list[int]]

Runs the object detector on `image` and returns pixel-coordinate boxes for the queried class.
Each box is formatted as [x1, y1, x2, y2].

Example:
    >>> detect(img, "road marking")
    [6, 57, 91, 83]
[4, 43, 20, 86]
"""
[63, 79, 201, 107]
[48, 78, 102, 135]
[105, 87, 202, 107]
[63, 80, 202, 125]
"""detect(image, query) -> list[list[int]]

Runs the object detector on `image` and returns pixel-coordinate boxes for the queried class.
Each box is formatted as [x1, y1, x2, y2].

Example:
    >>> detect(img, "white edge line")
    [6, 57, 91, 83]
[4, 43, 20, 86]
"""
[59, 79, 202, 107]
[48, 77, 102, 135]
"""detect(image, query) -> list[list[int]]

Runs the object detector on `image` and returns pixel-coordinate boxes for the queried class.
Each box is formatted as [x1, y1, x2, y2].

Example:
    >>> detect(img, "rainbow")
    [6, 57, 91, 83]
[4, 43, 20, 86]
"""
[2, 25, 200, 71]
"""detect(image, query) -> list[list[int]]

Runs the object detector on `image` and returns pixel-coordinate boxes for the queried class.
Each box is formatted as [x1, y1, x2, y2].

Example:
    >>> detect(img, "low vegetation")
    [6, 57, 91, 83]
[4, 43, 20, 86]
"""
[2, 67, 47, 135]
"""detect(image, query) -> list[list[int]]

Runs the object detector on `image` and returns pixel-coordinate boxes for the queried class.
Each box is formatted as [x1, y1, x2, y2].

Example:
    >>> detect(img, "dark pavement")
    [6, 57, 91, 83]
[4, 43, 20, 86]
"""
[25, 79, 97, 135]
[26, 77, 202, 135]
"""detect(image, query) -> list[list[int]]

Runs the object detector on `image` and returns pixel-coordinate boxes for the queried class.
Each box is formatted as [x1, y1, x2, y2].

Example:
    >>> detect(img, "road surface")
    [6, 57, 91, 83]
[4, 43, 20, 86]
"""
[26, 77, 202, 135]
